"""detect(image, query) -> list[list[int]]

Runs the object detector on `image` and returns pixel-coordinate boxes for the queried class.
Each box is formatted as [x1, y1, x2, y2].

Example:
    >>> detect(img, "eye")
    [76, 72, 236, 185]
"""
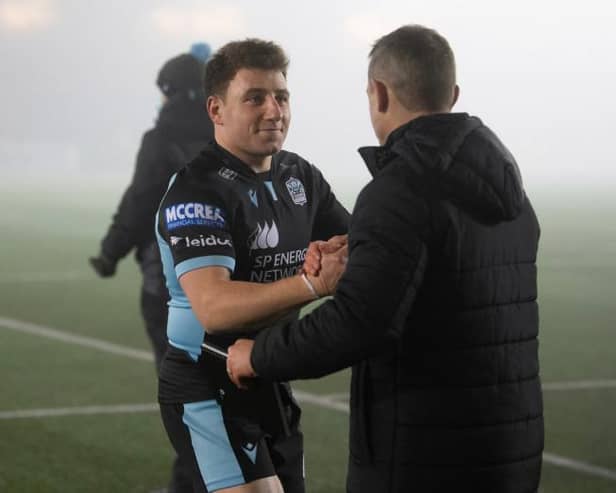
[246, 94, 264, 105]
[276, 94, 289, 104]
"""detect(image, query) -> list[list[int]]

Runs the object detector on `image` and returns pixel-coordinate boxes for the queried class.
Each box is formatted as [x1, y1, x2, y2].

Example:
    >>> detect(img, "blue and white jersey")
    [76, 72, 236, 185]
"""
[156, 141, 349, 402]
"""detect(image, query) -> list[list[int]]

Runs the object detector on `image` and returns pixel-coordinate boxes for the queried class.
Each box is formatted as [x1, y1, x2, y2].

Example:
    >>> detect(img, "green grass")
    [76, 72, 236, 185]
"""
[0, 182, 615, 492]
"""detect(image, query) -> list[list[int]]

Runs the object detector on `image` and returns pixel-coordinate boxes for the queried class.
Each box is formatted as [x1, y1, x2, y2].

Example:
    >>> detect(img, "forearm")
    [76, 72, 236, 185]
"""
[192, 274, 316, 333]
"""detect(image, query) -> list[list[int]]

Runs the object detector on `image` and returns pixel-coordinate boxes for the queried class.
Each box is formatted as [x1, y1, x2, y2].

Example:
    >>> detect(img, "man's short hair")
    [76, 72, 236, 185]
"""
[369, 25, 456, 113]
[205, 39, 289, 98]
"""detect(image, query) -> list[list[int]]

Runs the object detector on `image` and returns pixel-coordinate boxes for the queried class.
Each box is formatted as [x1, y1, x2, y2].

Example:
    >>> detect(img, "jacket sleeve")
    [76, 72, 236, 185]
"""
[100, 131, 174, 261]
[310, 164, 350, 240]
[251, 173, 429, 380]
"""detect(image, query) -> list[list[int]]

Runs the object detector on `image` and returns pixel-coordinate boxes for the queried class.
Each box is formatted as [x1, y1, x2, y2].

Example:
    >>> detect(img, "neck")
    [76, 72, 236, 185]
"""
[216, 137, 272, 173]
[243, 155, 272, 174]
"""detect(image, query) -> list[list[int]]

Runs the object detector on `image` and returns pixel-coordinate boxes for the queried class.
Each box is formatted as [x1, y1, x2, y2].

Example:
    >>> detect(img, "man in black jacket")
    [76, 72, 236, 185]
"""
[227, 25, 543, 493]
[90, 44, 214, 493]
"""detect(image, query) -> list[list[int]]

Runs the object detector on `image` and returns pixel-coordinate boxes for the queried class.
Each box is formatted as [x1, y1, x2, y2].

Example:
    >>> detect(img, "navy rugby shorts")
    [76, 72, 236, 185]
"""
[160, 383, 304, 493]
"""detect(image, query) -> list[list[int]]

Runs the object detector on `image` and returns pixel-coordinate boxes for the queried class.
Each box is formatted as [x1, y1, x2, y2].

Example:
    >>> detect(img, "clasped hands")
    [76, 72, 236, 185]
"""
[226, 235, 348, 388]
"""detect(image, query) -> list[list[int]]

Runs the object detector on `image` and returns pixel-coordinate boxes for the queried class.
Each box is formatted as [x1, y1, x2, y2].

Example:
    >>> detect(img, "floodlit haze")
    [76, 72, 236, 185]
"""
[1, 0, 615, 197]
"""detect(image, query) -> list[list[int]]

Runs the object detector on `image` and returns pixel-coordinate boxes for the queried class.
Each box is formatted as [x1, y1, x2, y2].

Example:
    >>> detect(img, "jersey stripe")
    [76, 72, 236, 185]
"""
[176, 255, 236, 278]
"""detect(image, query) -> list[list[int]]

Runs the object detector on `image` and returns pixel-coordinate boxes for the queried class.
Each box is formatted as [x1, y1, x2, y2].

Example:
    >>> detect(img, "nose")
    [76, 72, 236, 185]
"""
[264, 95, 283, 121]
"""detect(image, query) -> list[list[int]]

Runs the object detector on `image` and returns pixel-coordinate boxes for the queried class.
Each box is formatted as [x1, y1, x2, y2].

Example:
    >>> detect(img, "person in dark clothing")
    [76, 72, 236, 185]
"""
[89, 43, 214, 493]
[155, 39, 349, 493]
[227, 25, 543, 493]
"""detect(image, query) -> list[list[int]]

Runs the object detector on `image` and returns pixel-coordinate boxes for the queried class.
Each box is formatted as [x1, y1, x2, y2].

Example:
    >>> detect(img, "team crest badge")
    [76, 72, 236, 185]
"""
[285, 177, 307, 206]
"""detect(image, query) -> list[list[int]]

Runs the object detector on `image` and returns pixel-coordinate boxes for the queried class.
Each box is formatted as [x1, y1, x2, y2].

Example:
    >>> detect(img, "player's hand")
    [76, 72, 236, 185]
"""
[307, 244, 348, 296]
[227, 339, 257, 389]
[89, 254, 117, 278]
[302, 235, 348, 276]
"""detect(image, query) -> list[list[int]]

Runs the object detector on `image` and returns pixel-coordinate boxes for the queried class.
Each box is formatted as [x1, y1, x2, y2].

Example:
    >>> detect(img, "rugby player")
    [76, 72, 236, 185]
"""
[155, 39, 349, 493]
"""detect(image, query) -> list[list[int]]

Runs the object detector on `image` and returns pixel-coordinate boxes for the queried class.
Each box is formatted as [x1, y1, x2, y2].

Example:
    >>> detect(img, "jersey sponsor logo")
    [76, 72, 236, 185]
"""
[164, 203, 225, 230]
[241, 442, 258, 464]
[285, 177, 307, 205]
[248, 221, 279, 250]
[250, 248, 307, 282]
[218, 167, 238, 181]
[169, 234, 232, 248]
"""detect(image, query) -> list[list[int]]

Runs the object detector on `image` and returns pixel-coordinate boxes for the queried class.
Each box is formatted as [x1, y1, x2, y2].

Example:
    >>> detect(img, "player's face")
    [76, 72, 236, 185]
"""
[209, 68, 291, 169]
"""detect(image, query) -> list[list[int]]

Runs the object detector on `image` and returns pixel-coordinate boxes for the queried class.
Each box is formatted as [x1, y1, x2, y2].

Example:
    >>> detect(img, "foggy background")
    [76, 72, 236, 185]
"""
[2, 3, 615, 491]
[1, 0, 615, 199]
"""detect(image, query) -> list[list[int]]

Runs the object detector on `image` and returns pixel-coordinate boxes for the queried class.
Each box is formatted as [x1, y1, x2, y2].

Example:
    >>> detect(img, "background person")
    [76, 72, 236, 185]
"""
[89, 43, 214, 493]
[227, 24, 543, 493]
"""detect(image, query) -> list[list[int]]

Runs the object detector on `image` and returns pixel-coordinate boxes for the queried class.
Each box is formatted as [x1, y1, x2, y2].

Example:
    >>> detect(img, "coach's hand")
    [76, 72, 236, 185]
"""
[89, 253, 117, 278]
[307, 244, 348, 297]
[227, 339, 257, 389]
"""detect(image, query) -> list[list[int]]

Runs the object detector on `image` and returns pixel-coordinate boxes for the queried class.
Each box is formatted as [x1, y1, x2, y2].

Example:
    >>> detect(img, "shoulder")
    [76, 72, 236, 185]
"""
[355, 159, 430, 226]
[276, 150, 321, 176]
[275, 150, 332, 196]
[160, 159, 226, 209]
[158, 169, 230, 234]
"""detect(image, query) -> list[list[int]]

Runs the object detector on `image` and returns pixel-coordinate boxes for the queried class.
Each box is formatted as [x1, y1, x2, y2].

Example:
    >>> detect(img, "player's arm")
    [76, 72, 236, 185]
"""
[179, 258, 345, 334]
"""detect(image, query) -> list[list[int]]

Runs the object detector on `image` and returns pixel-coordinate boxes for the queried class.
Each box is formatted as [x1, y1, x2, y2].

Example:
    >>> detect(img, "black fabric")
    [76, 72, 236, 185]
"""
[98, 89, 213, 492]
[140, 289, 169, 371]
[251, 113, 542, 492]
[160, 384, 304, 493]
[159, 403, 210, 493]
[157, 53, 205, 98]
[100, 93, 214, 296]
[156, 142, 349, 403]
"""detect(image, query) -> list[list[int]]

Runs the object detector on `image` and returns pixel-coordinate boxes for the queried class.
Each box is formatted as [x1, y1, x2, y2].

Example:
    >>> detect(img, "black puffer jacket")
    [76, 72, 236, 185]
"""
[252, 113, 542, 493]
[100, 94, 213, 296]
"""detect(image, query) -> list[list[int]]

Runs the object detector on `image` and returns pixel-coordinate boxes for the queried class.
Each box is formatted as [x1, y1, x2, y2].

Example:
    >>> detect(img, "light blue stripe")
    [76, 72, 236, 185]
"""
[264, 181, 278, 201]
[167, 307, 205, 360]
[156, 209, 188, 303]
[176, 255, 235, 278]
[183, 400, 245, 491]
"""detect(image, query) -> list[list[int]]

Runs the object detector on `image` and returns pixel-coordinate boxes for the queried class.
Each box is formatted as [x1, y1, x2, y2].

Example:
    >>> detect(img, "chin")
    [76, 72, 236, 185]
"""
[261, 140, 284, 155]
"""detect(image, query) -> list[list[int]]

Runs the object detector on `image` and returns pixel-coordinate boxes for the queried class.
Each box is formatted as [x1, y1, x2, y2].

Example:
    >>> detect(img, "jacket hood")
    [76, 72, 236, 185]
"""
[361, 113, 525, 222]
[156, 53, 205, 98]
[156, 93, 213, 140]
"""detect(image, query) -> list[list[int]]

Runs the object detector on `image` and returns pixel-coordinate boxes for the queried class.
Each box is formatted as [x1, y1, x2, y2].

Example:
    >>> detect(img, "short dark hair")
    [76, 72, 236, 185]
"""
[204, 39, 289, 98]
[369, 25, 456, 112]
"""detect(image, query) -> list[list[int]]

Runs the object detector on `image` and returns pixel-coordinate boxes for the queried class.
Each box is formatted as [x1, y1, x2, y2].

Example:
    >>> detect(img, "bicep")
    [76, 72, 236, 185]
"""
[179, 265, 230, 309]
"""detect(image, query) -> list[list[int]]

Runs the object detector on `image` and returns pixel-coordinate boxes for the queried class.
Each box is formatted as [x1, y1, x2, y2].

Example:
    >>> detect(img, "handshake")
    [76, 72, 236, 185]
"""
[301, 234, 348, 298]
[226, 234, 349, 388]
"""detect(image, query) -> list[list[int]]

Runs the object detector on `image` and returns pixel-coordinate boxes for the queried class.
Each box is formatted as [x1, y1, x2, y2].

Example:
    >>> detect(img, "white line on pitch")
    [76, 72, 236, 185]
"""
[2, 315, 616, 482]
[543, 379, 616, 391]
[1, 399, 615, 483]
[543, 453, 616, 481]
[0, 316, 153, 362]
[0, 404, 158, 420]
[293, 390, 351, 413]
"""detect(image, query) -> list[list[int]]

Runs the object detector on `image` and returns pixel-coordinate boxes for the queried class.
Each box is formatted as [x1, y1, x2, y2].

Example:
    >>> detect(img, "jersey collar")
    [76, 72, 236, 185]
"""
[206, 140, 278, 179]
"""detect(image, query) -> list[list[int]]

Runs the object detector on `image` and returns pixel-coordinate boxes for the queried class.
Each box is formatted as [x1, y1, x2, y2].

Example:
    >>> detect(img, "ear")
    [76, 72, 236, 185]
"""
[374, 79, 389, 114]
[450, 84, 460, 109]
[207, 95, 224, 125]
